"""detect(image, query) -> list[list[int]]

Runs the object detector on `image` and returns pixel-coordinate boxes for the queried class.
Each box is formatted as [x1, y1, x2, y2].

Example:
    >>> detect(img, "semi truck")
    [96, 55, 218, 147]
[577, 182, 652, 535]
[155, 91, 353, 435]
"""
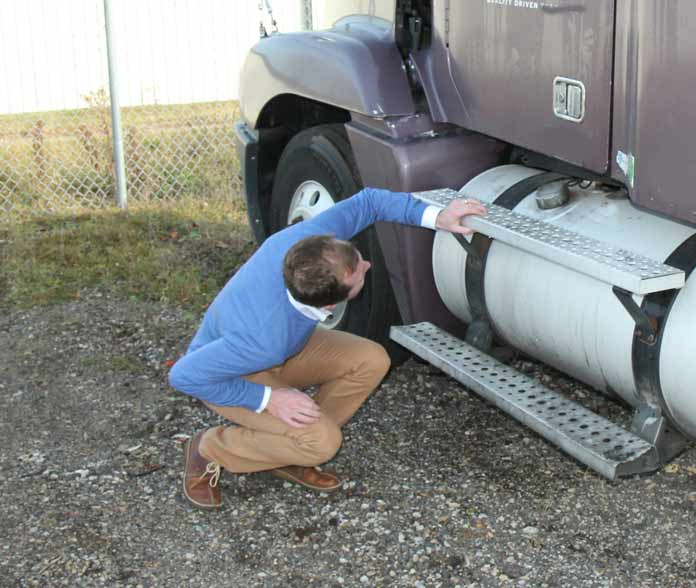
[234, 0, 696, 480]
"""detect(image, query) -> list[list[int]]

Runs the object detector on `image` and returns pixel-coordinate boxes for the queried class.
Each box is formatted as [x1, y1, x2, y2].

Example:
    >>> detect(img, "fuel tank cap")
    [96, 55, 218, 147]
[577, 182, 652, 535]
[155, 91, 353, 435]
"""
[536, 180, 570, 210]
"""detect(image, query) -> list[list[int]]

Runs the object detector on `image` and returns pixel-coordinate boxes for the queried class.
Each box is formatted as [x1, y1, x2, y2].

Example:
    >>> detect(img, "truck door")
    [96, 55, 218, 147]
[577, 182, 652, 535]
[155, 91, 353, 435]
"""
[446, 0, 615, 173]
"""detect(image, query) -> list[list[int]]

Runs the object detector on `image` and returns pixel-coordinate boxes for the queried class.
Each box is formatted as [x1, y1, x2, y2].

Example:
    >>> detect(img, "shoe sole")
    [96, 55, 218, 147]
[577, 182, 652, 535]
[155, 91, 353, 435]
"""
[270, 468, 341, 493]
[182, 436, 223, 510]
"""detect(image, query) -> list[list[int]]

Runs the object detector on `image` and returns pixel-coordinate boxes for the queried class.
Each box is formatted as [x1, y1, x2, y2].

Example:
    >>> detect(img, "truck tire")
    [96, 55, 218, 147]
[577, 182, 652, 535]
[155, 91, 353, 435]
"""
[269, 124, 402, 351]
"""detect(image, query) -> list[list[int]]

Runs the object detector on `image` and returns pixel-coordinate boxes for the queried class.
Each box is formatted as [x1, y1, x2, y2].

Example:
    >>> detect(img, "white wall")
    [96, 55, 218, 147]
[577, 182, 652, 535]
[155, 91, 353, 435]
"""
[0, 0, 396, 116]
[312, 0, 395, 29]
[1, 0, 108, 114]
[0, 0, 305, 114]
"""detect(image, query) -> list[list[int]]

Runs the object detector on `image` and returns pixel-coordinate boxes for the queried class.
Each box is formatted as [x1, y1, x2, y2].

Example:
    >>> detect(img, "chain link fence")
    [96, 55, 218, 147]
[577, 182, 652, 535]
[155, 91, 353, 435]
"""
[121, 101, 241, 203]
[0, 0, 290, 221]
[0, 98, 239, 222]
[0, 96, 243, 218]
[0, 102, 117, 217]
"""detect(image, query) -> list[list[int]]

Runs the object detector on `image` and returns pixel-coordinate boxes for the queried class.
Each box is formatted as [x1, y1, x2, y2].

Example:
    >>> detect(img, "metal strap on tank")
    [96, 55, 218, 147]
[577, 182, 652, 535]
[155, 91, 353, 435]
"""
[461, 233, 494, 350]
[632, 233, 696, 435]
[463, 172, 568, 350]
[493, 172, 567, 210]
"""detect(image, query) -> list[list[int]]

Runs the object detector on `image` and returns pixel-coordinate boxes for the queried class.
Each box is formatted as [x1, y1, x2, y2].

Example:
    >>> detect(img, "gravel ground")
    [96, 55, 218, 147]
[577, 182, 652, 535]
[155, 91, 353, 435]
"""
[2, 294, 696, 588]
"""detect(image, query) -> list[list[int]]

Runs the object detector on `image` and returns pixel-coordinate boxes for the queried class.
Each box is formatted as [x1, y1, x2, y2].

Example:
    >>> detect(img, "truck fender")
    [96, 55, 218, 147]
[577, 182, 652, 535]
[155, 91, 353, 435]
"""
[239, 18, 415, 127]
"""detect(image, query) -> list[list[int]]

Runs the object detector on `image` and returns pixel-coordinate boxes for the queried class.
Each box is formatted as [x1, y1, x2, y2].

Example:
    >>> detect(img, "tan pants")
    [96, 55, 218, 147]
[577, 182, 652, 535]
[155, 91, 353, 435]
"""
[199, 328, 391, 473]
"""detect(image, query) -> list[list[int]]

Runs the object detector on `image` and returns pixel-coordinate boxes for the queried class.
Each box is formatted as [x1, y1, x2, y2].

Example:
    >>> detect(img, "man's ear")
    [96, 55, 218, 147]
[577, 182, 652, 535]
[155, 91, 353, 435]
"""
[324, 303, 337, 311]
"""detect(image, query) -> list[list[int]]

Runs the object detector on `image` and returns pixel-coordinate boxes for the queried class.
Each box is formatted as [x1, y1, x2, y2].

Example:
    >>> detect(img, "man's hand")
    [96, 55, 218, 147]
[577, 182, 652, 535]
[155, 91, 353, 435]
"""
[435, 198, 487, 235]
[266, 387, 321, 428]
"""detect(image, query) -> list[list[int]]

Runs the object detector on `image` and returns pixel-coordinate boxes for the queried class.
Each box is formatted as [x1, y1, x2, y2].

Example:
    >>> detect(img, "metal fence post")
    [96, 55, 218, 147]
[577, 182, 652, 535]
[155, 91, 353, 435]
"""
[301, 0, 313, 30]
[103, 0, 128, 209]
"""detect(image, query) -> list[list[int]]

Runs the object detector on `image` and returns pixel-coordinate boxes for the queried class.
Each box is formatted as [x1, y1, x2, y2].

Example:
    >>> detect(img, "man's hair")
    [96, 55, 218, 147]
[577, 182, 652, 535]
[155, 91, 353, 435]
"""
[283, 235, 359, 307]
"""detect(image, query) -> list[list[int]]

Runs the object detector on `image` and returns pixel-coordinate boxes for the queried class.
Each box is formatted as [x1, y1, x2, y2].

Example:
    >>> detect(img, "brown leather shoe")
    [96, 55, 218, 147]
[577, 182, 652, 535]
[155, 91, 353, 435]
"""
[270, 465, 342, 493]
[183, 431, 222, 509]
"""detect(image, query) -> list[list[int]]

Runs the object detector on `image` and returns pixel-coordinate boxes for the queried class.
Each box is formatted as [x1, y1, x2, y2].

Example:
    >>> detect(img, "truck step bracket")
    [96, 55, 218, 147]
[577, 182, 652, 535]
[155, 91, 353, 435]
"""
[390, 322, 666, 480]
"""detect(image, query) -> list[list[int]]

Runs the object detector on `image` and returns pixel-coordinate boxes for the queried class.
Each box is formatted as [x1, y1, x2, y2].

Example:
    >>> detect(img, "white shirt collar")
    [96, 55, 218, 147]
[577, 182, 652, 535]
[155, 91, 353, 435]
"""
[286, 290, 332, 322]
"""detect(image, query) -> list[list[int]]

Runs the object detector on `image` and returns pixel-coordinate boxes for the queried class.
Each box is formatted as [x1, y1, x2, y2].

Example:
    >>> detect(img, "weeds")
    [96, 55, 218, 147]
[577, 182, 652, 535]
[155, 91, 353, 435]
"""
[0, 195, 256, 312]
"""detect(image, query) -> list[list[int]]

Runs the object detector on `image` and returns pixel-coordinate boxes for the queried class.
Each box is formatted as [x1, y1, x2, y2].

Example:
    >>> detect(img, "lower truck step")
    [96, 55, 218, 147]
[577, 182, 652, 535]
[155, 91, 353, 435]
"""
[390, 322, 660, 481]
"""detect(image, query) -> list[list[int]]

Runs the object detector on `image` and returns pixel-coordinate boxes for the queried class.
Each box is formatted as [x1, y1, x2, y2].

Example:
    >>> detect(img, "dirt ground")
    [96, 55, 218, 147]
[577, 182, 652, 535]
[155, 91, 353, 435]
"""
[2, 293, 696, 588]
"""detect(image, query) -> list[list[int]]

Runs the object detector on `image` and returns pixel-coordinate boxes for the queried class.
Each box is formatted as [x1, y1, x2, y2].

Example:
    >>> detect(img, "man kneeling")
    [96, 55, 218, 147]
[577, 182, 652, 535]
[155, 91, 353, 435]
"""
[169, 187, 485, 509]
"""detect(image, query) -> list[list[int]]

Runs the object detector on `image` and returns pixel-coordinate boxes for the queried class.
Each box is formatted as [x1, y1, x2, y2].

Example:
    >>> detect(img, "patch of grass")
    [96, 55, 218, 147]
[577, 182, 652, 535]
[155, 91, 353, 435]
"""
[0, 194, 256, 311]
[109, 355, 143, 373]
[79, 357, 102, 368]
[79, 354, 142, 373]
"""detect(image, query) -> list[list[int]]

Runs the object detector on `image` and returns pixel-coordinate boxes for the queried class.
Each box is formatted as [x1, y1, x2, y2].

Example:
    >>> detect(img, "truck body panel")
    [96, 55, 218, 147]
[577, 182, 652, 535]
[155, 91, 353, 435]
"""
[346, 116, 505, 329]
[612, 0, 696, 223]
[236, 1, 696, 468]
[239, 17, 414, 127]
[444, 0, 614, 173]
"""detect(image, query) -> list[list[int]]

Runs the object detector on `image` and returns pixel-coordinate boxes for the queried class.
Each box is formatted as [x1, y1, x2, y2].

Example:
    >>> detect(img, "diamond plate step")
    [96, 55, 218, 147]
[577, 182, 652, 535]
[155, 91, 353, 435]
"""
[390, 322, 661, 480]
[414, 188, 684, 295]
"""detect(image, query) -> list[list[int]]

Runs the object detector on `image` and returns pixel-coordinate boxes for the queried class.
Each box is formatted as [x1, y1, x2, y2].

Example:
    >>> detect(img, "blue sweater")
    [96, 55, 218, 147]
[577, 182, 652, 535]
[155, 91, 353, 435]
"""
[169, 188, 430, 411]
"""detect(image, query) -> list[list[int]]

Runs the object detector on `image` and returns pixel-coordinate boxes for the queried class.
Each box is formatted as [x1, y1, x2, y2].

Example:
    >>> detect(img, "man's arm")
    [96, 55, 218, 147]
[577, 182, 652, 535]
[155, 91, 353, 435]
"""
[307, 187, 485, 239]
[170, 338, 322, 427]
[168, 337, 273, 412]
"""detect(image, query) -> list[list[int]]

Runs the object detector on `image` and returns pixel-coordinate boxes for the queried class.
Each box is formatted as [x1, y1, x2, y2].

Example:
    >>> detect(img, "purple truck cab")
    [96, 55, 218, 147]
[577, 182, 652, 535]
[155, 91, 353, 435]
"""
[234, 0, 696, 479]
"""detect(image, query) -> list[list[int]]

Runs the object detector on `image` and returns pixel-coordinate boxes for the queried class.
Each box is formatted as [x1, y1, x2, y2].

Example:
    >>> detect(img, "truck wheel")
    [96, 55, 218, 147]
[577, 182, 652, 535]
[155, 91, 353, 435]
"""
[269, 124, 402, 349]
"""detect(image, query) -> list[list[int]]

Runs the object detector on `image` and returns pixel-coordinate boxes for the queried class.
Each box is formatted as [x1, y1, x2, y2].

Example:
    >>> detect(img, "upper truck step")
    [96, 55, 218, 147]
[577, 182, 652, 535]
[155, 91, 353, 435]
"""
[413, 188, 685, 295]
[390, 322, 661, 480]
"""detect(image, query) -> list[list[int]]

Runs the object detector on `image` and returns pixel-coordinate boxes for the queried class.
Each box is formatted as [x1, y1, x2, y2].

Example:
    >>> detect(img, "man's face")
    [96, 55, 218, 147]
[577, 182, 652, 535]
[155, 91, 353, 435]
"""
[342, 248, 371, 301]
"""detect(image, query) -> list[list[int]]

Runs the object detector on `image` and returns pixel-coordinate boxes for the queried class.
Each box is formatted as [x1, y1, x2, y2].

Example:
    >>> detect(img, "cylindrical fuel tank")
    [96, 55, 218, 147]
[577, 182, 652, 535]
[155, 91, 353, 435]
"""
[433, 165, 696, 437]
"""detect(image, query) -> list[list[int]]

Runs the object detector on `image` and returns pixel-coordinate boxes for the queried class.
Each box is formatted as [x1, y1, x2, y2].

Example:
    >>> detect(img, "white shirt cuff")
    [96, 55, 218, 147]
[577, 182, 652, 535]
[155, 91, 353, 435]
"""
[256, 386, 272, 413]
[420, 205, 442, 230]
